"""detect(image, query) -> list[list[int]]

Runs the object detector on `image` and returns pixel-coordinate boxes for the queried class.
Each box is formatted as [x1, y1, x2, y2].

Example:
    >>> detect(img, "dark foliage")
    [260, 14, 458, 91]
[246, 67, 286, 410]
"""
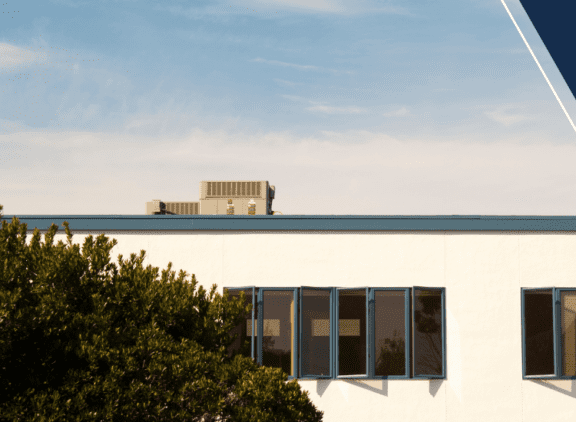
[0, 211, 323, 421]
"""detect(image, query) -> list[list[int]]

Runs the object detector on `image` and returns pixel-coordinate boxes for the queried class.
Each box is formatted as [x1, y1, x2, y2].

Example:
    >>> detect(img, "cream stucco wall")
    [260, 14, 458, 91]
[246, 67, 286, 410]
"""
[51, 230, 576, 422]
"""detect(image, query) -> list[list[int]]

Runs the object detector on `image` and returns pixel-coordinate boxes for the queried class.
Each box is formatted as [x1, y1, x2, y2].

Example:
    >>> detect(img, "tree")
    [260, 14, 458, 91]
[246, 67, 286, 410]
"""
[0, 214, 323, 422]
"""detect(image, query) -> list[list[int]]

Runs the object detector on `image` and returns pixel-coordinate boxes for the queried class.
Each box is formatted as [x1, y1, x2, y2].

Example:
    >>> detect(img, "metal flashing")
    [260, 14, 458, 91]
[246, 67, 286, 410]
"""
[5, 214, 576, 232]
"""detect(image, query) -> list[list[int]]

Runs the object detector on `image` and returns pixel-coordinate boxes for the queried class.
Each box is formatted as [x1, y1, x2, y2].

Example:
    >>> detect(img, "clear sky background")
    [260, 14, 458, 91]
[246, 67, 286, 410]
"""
[1, 0, 576, 215]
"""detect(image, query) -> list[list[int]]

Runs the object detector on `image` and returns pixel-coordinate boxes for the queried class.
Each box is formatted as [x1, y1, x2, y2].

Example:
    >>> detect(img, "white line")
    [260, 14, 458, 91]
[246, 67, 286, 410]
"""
[501, 0, 576, 135]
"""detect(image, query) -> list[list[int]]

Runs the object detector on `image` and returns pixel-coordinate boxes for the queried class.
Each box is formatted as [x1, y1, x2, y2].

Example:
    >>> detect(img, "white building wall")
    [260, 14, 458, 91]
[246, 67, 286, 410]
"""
[52, 230, 576, 422]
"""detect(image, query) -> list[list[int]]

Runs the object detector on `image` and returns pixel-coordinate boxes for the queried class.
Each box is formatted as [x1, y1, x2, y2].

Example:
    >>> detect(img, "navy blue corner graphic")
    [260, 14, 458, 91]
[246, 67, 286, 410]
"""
[519, 0, 576, 100]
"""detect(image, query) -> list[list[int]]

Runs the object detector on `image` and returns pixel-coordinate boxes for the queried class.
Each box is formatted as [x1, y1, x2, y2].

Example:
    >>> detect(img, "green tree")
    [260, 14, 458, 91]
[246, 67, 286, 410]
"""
[0, 215, 323, 422]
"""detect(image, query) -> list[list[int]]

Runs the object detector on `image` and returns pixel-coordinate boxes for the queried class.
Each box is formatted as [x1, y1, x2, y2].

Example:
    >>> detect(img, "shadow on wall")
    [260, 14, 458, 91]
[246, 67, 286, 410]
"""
[430, 379, 443, 397]
[531, 380, 576, 399]
[315, 379, 444, 398]
[316, 379, 388, 397]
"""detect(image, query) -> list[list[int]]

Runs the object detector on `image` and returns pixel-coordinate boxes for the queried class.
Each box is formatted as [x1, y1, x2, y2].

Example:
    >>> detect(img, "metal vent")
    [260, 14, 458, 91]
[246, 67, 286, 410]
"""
[165, 202, 199, 215]
[202, 181, 266, 199]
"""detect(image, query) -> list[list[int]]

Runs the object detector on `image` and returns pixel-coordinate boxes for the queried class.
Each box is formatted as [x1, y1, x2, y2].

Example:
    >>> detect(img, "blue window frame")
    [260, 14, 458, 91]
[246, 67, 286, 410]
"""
[224, 286, 257, 360]
[412, 287, 446, 379]
[336, 288, 369, 378]
[257, 288, 299, 379]
[300, 287, 334, 379]
[370, 288, 411, 379]
[522, 287, 576, 379]
[224, 286, 447, 380]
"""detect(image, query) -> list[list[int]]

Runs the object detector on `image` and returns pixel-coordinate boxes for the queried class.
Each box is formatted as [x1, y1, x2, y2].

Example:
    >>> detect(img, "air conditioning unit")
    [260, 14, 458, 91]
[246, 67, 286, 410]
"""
[145, 181, 276, 215]
[145, 201, 200, 215]
[199, 181, 275, 215]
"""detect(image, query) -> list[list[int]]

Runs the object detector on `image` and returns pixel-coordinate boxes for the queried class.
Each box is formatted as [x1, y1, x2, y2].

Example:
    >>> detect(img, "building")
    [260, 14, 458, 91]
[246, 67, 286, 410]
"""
[5, 184, 576, 422]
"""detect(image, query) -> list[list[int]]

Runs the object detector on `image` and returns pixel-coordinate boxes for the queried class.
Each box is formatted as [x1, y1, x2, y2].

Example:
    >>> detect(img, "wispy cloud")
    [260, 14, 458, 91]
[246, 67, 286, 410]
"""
[382, 107, 410, 117]
[0, 43, 48, 72]
[274, 78, 303, 87]
[249, 0, 345, 13]
[50, 0, 90, 8]
[252, 57, 352, 74]
[485, 105, 529, 126]
[306, 104, 366, 114]
[282, 94, 367, 114]
[243, 0, 412, 16]
[281, 95, 309, 102]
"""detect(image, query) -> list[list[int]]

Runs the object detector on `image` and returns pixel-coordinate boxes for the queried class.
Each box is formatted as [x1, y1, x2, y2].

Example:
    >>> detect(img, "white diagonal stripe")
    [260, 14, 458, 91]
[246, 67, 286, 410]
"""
[501, 0, 576, 135]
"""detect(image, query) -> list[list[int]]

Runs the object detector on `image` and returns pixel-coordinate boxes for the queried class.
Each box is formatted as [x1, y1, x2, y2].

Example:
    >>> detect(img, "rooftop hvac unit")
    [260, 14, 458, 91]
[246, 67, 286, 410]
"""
[165, 202, 199, 215]
[199, 181, 271, 199]
[199, 181, 275, 215]
[145, 180, 277, 215]
[145, 201, 199, 215]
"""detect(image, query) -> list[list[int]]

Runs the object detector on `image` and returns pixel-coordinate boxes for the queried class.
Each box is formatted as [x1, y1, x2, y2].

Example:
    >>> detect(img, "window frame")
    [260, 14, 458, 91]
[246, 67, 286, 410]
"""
[522, 287, 576, 380]
[224, 285, 447, 380]
[557, 288, 576, 379]
[224, 286, 257, 360]
[412, 286, 446, 379]
[335, 287, 370, 379]
[369, 287, 411, 380]
[299, 286, 335, 379]
[257, 287, 299, 380]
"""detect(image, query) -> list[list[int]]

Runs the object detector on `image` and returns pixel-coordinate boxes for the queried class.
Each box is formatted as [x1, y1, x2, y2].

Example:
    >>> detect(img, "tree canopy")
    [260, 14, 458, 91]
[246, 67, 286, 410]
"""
[0, 211, 323, 422]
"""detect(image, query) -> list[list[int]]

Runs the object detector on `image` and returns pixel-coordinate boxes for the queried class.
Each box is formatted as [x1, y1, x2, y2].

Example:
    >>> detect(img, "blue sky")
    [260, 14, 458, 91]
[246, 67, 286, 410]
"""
[2, 0, 576, 215]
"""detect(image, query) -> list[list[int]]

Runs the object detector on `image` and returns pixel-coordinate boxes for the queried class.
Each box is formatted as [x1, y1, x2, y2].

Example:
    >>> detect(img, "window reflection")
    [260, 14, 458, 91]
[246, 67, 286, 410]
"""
[374, 290, 406, 377]
[339, 289, 366, 376]
[262, 290, 295, 376]
[524, 289, 554, 376]
[413, 289, 443, 376]
[561, 291, 576, 376]
[302, 289, 331, 376]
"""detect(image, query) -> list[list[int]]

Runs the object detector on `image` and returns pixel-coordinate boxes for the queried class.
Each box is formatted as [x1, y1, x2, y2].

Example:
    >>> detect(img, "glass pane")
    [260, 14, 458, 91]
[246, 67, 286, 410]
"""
[413, 289, 444, 376]
[524, 289, 555, 376]
[338, 289, 366, 376]
[226, 288, 252, 358]
[561, 291, 576, 376]
[374, 290, 406, 377]
[302, 289, 331, 376]
[262, 290, 295, 376]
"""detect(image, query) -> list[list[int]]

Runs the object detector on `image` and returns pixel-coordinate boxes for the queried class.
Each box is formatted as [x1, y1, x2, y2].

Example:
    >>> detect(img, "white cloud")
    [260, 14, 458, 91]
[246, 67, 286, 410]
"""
[252, 57, 352, 74]
[282, 95, 367, 114]
[51, 0, 90, 7]
[306, 104, 366, 114]
[281, 94, 308, 102]
[382, 107, 410, 117]
[0, 43, 48, 72]
[274, 78, 303, 87]
[238, 0, 411, 15]
[252, 57, 319, 71]
[156, 0, 410, 18]
[4, 125, 576, 215]
[485, 105, 529, 126]
[250, 0, 345, 13]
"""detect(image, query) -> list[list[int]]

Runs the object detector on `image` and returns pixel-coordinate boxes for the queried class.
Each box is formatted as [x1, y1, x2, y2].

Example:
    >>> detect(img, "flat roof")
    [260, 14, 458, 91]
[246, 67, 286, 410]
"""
[3, 215, 576, 231]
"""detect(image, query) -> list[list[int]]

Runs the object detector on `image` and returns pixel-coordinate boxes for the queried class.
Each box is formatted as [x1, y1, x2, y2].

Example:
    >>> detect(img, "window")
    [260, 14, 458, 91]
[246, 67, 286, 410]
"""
[413, 287, 445, 378]
[226, 287, 258, 359]
[372, 288, 410, 378]
[225, 286, 446, 380]
[337, 288, 368, 378]
[300, 287, 333, 378]
[259, 288, 298, 378]
[522, 288, 576, 379]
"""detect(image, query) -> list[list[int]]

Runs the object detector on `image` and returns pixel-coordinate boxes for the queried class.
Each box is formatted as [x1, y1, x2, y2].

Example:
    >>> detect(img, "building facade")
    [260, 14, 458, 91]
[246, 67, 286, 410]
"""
[6, 214, 576, 422]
